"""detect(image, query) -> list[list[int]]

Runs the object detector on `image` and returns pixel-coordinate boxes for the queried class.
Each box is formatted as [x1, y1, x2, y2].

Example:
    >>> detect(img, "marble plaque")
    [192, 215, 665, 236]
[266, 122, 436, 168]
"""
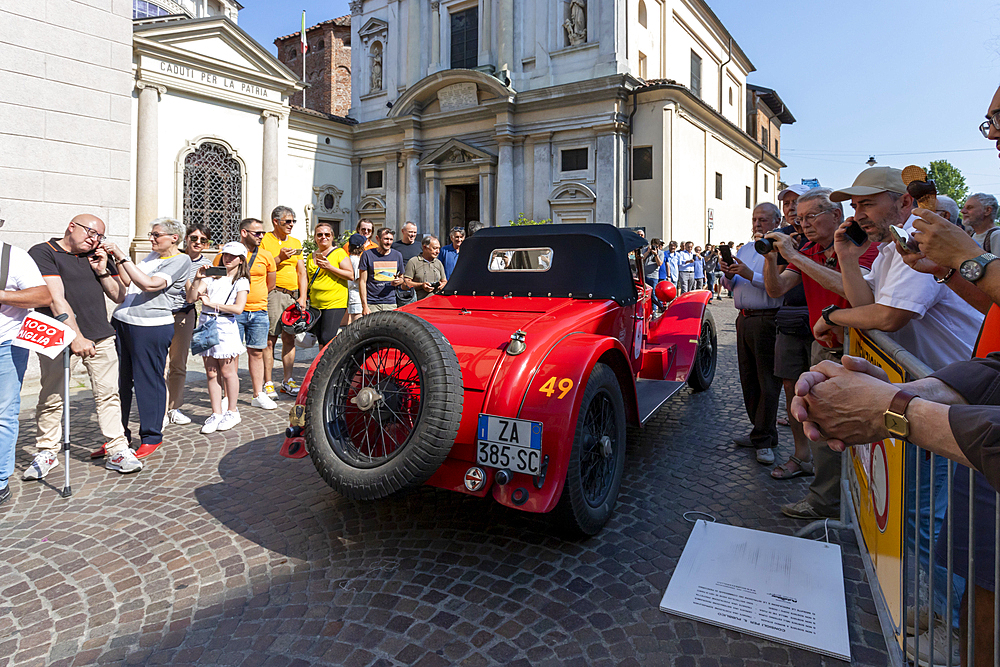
[438, 83, 478, 112]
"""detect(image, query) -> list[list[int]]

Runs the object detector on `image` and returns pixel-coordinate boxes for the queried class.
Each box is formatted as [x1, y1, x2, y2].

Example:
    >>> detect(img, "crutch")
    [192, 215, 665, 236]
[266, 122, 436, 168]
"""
[55, 313, 72, 498]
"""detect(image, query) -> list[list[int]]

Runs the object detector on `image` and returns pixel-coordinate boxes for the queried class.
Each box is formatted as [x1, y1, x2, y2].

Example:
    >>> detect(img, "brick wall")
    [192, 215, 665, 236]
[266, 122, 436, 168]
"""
[275, 18, 351, 117]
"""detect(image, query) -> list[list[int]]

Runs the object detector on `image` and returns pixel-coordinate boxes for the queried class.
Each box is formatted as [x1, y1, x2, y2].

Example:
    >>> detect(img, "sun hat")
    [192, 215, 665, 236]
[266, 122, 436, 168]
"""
[830, 167, 906, 202]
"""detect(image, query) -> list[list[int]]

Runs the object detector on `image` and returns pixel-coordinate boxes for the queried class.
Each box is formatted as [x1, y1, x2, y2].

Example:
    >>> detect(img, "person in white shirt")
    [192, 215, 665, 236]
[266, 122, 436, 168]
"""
[0, 240, 51, 507]
[720, 203, 784, 466]
[815, 167, 984, 372]
[676, 242, 696, 293]
[962, 193, 999, 251]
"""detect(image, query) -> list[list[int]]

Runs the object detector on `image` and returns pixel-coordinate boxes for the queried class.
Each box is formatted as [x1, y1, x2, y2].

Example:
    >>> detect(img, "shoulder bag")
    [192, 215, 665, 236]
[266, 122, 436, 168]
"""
[190, 281, 237, 355]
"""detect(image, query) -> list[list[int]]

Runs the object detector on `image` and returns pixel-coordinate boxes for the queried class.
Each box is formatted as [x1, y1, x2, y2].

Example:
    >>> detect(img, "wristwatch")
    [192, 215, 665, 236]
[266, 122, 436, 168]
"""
[821, 304, 840, 326]
[959, 253, 998, 283]
[883, 390, 917, 439]
[96, 271, 111, 279]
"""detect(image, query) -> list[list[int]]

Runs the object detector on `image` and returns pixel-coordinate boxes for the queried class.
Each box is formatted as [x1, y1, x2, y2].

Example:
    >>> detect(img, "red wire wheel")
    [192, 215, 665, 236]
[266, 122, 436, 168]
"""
[304, 311, 464, 500]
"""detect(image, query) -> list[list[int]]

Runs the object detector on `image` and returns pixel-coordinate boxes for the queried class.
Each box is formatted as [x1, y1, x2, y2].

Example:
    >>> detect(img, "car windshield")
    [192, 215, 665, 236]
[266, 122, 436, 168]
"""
[488, 248, 553, 272]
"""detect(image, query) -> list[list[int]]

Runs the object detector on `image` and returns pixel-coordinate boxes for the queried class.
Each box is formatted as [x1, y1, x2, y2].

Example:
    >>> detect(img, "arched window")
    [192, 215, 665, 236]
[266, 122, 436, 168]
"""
[183, 142, 243, 245]
[133, 0, 172, 19]
[638, 0, 647, 28]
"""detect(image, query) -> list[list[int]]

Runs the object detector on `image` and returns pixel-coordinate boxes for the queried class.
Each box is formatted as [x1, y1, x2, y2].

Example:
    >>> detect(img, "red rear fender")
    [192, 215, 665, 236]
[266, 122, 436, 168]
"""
[644, 290, 712, 382]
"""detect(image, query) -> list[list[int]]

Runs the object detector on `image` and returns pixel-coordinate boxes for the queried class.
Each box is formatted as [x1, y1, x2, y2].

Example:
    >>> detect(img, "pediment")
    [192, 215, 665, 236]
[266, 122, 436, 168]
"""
[134, 17, 302, 91]
[549, 182, 597, 203]
[359, 17, 388, 39]
[419, 139, 496, 167]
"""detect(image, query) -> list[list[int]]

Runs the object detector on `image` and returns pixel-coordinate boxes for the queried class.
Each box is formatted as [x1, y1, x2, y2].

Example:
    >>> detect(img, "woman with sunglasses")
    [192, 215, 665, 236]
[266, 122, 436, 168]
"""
[104, 217, 192, 460]
[164, 222, 213, 427]
[306, 222, 354, 347]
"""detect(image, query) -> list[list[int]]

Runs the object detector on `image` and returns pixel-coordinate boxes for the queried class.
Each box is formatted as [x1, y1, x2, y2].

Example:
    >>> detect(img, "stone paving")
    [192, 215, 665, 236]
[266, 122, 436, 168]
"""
[1, 301, 889, 666]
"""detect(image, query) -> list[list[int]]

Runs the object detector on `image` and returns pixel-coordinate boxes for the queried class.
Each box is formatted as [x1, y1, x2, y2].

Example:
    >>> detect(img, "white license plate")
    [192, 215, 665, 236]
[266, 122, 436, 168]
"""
[476, 414, 543, 475]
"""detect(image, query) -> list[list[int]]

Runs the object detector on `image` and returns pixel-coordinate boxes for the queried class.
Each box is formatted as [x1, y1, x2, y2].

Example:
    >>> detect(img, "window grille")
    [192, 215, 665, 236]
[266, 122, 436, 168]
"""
[183, 142, 242, 245]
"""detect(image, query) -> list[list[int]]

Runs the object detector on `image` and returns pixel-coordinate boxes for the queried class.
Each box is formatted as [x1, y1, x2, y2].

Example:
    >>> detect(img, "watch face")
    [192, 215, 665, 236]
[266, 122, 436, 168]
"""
[884, 412, 909, 439]
[961, 258, 983, 282]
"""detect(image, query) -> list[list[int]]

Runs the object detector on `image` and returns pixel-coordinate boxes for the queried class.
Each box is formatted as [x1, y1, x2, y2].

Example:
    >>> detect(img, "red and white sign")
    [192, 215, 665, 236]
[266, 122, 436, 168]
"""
[12, 311, 76, 359]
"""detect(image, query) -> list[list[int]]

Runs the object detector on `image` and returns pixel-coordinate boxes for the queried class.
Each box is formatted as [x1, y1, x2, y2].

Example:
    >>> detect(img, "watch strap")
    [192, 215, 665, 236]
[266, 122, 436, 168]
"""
[822, 305, 839, 326]
[96, 271, 111, 279]
[888, 390, 917, 417]
[935, 268, 956, 284]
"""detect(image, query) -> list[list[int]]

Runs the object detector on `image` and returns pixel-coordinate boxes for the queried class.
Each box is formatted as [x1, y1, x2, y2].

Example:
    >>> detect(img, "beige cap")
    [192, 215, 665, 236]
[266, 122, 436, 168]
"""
[830, 167, 906, 202]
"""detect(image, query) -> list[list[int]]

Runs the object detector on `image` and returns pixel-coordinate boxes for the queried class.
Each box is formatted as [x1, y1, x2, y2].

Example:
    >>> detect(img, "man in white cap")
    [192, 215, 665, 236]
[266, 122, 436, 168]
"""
[777, 183, 810, 227]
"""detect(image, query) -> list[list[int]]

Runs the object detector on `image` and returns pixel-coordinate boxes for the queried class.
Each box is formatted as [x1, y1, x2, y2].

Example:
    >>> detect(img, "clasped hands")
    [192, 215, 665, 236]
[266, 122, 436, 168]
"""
[789, 355, 898, 451]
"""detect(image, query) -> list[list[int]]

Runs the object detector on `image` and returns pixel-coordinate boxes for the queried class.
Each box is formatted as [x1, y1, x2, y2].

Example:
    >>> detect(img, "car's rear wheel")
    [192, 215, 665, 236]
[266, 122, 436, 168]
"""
[555, 363, 627, 537]
[687, 310, 717, 392]
[304, 311, 463, 500]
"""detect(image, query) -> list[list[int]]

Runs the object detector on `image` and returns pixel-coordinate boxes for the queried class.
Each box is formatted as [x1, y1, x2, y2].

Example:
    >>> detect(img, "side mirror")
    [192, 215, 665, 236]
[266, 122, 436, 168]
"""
[655, 280, 677, 305]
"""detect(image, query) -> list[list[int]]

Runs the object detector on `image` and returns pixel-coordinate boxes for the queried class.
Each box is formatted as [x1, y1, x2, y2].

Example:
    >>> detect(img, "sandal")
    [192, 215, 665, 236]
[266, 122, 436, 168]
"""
[771, 456, 815, 480]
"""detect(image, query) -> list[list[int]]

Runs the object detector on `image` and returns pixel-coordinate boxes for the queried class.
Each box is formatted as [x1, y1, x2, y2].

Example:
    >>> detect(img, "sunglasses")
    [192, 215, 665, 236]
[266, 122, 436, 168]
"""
[248, 230, 265, 238]
[279, 219, 296, 226]
[315, 233, 333, 238]
[188, 235, 208, 244]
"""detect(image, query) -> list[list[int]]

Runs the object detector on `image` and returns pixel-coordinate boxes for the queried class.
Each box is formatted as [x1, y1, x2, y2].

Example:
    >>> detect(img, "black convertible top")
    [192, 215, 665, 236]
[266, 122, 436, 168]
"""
[441, 223, 645, 305]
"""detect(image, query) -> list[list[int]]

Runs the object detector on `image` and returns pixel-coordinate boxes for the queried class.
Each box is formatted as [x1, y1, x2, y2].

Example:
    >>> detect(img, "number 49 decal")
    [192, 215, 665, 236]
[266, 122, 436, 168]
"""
[539, 376, 574, 399]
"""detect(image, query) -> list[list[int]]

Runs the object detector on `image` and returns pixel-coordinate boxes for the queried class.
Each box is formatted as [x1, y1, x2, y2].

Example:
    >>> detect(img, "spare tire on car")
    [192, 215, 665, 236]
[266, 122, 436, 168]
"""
[304, 311, 464, 500]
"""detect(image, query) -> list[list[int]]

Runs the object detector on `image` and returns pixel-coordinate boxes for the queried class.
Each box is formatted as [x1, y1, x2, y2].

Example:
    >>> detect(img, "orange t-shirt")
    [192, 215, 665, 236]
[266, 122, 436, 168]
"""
[974, 304, 1000, 357]
[214, 247, 275, 312]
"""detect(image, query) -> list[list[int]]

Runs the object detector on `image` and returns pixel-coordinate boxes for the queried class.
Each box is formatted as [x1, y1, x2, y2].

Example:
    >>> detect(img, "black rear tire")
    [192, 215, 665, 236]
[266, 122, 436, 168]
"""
[304, 311, 463, 500]
[555, 363, 627, 537]
[687, 310, 717, 392]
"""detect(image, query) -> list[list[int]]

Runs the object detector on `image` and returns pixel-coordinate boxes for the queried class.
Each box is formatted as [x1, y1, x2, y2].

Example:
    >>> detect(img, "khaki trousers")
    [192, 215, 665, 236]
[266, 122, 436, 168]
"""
[805, 342, 844, 513]
[166, 308, 197, 411]
[369, 303, 397, 312]
[35, 336, 128, 455]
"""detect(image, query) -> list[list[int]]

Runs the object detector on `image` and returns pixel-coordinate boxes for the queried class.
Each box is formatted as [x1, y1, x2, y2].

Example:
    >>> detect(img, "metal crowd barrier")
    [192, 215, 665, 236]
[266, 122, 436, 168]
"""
[842, 328, 999, 667]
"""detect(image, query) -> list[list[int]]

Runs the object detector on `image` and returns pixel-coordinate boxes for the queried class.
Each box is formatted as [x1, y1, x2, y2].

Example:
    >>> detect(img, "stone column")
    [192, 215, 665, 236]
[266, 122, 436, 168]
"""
[135, 81, 165, 235]
[430, 1, 440, 73]
[405, 150, 420, 230]
[424, 170, 441, 238]
[479, 166, 495, 227]
[385, 153, 399, 228]
[261, 110, 281, 228]
[496, 138, 514, 226]
[522, 136, 534, 220]
[480, 0, 492, 67]
[350, 157, 362, 227]
[532, 133, 552, 222]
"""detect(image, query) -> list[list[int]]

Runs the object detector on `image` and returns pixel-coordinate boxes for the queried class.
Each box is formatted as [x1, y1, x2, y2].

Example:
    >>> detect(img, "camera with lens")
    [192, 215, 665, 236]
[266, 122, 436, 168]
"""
[429, 281, 441, 290]
[754, 224, 805, 256]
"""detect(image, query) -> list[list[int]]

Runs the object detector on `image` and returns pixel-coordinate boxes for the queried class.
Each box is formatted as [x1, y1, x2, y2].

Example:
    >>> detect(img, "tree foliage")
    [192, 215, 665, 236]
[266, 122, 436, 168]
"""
[510, 213, 552, 226]
[927, 160, 969, 204]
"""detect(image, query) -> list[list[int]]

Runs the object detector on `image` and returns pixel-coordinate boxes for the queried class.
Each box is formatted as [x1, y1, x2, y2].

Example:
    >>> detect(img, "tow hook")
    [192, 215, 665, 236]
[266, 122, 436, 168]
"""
[533, 455, 549, 489]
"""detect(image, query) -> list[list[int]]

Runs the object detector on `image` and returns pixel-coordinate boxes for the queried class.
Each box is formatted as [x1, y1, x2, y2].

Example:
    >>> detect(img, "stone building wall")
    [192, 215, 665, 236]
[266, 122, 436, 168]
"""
[275, 17, 352, 117]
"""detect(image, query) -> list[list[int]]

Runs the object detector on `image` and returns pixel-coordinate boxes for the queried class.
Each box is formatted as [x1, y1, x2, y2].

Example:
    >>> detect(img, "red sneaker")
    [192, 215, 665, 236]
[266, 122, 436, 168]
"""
[134, 442, 161, 460]
[89, 444, 107, 459]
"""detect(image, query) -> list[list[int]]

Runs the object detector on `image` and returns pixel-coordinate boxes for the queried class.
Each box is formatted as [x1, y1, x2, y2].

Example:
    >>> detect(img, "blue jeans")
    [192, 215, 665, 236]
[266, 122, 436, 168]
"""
[0, 342, 29, 490]
[908, 447, 965, 629]
[236, 309, 269, 349]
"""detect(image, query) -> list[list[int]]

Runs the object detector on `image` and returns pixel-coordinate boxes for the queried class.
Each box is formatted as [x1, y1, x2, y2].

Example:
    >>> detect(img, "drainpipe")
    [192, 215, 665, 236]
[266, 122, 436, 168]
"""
[718, 37, 732, 112]
[753, 145, 764, 208]
[623, 87, 638, 225]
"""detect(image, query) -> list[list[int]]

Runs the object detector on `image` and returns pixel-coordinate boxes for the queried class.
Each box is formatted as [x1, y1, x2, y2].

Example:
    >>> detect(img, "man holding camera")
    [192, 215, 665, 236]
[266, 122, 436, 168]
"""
[760, 188, 878, 517]
[720, 203, 784, 465]
[403, 235, 447, 301]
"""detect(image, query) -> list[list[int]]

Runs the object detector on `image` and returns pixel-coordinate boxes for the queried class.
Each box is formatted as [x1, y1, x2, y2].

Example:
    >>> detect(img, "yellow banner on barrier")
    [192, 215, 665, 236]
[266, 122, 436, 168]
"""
[847, 329, 906, 648]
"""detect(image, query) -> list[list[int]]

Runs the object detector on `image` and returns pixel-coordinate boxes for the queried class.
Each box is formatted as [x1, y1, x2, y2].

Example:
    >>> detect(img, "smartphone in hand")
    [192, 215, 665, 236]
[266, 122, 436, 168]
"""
[889, 226, 921, 254]
[205, 266, 227, 277]
[844, 220, 868, 246]
[719, 245, 733, 265]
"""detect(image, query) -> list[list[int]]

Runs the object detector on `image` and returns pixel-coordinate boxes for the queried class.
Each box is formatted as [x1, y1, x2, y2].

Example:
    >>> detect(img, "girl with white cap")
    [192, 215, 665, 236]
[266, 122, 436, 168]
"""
[187, 241, 250, 434]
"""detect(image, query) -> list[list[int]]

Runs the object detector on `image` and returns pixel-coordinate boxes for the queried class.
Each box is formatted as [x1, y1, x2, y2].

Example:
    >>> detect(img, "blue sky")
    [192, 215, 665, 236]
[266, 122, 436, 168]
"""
[238, 1, 1000, 197]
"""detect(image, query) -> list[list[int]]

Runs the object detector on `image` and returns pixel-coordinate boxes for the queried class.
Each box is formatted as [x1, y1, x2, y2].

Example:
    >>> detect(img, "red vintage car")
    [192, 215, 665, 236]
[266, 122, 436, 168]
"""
[280, 224, 716, 536]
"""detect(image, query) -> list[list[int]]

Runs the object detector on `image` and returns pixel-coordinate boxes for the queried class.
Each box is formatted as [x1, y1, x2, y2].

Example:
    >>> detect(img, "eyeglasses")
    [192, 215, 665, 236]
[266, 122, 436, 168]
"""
[188, 235, 208, 244]
[77, 223, 106, 243]
[148, 231, 176, 241]
[248, 231, 265, 238]
[980, 110, 1000, 138]
[794, 211, 830, 225]
[315, 233, 332, 238]
[279, 218, 296, 226]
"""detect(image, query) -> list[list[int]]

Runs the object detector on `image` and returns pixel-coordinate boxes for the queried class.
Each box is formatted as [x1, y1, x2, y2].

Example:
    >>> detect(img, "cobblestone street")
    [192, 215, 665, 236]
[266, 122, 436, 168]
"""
[1, 301, 889, 666]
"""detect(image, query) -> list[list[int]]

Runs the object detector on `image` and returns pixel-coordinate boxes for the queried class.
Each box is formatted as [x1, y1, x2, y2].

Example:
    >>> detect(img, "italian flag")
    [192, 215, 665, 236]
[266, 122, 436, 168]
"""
[300, 11, 307, 54]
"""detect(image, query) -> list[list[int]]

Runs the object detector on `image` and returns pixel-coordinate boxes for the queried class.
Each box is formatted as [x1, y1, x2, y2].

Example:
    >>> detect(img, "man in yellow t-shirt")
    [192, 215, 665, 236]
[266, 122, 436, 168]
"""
[215, 218, 276, 409]
[260, 205, 308, 398]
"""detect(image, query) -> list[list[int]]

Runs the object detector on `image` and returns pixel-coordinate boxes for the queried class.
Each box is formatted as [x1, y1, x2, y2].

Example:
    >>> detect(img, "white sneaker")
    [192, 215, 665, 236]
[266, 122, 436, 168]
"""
[263, 381, 278, 399]
[167, 409, 192, 425]
[105, 448, 143, 474]
[23, 451, 59, 480]
[201, 413, 224, 434]
[217, 411, 241, 431]
[251, 393, 278, 410]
